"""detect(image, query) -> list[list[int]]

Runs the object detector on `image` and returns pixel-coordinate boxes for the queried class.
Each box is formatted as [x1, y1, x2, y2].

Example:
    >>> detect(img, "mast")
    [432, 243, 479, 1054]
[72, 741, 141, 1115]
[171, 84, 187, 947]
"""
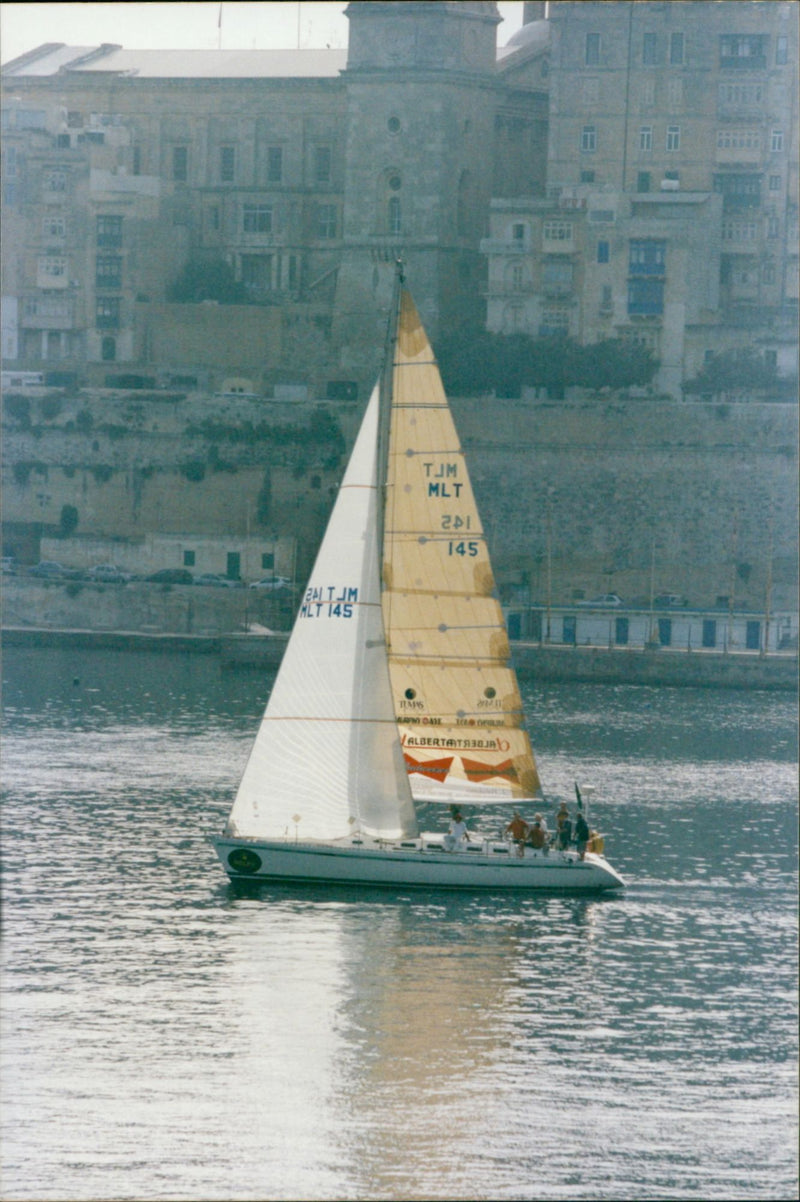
[376, 260, 405, 571]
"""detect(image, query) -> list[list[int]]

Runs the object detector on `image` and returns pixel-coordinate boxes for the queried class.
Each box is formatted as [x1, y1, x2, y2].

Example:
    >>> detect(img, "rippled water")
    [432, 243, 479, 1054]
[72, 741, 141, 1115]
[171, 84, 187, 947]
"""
[1, 648, 797, 1200]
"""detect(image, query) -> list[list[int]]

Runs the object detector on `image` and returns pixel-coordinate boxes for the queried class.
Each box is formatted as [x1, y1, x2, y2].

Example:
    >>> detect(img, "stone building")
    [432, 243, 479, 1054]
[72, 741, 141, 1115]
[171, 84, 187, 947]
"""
[484, 0, 799, 396]
[1, 0, 797, 398]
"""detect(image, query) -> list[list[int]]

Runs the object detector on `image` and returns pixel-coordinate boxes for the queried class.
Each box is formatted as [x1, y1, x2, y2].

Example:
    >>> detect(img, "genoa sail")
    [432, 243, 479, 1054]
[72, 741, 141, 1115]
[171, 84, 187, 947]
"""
[226, 384, 417, 843]
[382, 290, 541, 804]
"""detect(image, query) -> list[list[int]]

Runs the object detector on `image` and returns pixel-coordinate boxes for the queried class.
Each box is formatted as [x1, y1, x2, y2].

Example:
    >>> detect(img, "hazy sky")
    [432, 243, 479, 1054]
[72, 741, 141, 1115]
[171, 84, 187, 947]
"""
[0, 2, 526, 63]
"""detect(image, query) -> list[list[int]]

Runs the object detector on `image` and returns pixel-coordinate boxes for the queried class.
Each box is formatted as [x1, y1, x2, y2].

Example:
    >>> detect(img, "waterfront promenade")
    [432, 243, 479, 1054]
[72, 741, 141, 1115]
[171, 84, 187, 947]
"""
[3, 625, 795, 690]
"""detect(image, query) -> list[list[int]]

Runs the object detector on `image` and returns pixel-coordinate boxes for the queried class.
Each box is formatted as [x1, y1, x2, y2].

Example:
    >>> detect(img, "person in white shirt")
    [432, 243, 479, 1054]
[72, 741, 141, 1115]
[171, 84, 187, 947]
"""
[445, 806, 470, 850]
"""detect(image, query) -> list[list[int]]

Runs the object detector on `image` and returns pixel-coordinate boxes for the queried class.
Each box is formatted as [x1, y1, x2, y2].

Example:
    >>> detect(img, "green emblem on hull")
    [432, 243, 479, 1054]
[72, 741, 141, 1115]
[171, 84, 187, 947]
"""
[228, 847, 262, 874]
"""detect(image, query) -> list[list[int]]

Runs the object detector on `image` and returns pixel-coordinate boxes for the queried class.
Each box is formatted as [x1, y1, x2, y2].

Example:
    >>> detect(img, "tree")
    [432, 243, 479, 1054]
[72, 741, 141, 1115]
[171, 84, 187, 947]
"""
[167, 257, 249, 304]
[58, 504, 79, 538]
[683, 349, 778, 397]
[575, 339, 659, 393]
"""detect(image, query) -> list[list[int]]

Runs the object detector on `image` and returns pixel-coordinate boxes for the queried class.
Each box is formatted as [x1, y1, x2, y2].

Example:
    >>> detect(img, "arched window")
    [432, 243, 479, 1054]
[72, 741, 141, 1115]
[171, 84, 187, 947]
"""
[101, 336, 116, 361]
[388, 195, 401, 236]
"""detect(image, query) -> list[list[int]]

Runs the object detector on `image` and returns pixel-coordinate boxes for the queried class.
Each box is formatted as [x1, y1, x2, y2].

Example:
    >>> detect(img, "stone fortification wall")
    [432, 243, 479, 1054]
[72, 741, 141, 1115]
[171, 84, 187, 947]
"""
[451, 395, 798, 609]
[2, 389, 797, 610]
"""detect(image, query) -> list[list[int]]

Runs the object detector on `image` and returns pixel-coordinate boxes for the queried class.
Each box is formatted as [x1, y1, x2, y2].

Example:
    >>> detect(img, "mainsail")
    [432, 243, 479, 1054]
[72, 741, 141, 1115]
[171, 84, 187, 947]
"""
[226, 385, 418, 842]
[382, 290, 541, 803]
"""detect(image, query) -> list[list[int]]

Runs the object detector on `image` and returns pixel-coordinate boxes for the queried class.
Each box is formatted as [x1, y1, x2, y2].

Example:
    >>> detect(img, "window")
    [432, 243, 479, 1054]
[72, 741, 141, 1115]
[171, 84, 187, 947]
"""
[206, 205, 220, 231]
[314, 146, 331, 184]
[721, 219, 758, 241]
[316, 203, 337, 239]
[243, 204, 272, 233]
[44, 170, 66, 193]
[640, 78, 655, 107]
[511, 263, 524, 291]
[542, 260, 573, 291]
[637, 171, 651, 193]
[96, 215, 123, 247]
[38, 256, 67, 280]
[267, 146, 282, 183]
[643, 33, 657, 65]
[615, 617, 629, 646]
[132, 145, 141, 175]
[505, 305, 524, 333]
[585, 33, 600, 66]
[241, 255, 272, 292]
[42, 215, 66, 238]
[745, 620, 761, 651]
[776, 35, 788, 65]
[714, 173, 762, 209]
[388, 195, 401, 236]
[720, 34, 766, 68]
[627, 278, 664, 319]
[261, 552, 275, 571]
[769, 174, 781, 191]
[96, 297, 120, 329]
[629, 240, 666, 275]
[771, 129, 784, 152]
[668, 78, 683, 107]
[96, 255, 122, 289]
[101, 336, 116, 361]
[716, 129, 761, 150]
[718, 81, 763, 107]
[762, 261, 776, 284]
[639, 126, 652, 152]
[597, 240, 609, 263]
[543, 220, 573, 242]
[766, 214, 779, 239]
[702, 620, 717, 649]
[581, 125, 597, 152]
[666, 125, 680, 151]
[183, 551, 195, 567]
[172, 145, 188, 181]
[539, 306, 570, 337]
[601, 283, 613, 309]
[220, 145, 235, 183]
[512, 223, 526, 243]
[580, 169, 595, 183]
[670, 32, 685, 64]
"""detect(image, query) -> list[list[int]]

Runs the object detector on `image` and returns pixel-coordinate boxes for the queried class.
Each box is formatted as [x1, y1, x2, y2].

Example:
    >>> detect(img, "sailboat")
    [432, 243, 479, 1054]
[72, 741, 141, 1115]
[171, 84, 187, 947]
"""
[213, 272, 624, 892]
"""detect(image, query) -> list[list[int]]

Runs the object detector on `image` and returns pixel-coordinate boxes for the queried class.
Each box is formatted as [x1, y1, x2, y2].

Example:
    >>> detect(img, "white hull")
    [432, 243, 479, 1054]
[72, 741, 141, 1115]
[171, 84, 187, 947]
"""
[213, 835, 625, 893]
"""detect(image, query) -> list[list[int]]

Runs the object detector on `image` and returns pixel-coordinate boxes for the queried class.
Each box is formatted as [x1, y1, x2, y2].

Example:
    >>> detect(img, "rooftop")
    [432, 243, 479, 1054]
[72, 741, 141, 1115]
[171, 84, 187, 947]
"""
[2, 43, 349, 79]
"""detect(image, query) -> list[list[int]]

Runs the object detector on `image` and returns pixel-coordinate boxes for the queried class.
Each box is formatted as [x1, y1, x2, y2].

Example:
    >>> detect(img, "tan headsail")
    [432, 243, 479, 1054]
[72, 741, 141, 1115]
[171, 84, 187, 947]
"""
[381, 288, 541, 803]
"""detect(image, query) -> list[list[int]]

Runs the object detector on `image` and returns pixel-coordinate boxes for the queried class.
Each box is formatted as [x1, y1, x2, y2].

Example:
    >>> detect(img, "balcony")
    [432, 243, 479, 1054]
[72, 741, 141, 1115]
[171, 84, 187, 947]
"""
[22, 298, 74, 330]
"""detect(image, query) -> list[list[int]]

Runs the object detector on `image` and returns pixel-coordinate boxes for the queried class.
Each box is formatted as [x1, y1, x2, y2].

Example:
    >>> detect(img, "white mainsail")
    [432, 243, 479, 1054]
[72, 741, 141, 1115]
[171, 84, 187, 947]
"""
[226, 385, 418, 842]
[382, 290, 541, 803]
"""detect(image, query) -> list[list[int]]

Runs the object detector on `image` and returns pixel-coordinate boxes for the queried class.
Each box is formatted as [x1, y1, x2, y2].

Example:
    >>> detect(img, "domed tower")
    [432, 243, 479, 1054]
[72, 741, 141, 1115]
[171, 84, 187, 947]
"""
[333, 1, 502, 383]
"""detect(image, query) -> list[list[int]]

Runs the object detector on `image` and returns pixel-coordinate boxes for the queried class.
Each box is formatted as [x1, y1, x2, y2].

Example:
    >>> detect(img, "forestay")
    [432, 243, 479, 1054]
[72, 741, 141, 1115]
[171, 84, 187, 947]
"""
[382, 291, 541, 803]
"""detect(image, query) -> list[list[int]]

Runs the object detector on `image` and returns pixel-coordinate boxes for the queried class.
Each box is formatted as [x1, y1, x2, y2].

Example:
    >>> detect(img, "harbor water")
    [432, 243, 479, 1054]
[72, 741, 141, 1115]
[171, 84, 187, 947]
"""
[1, 647, 797, 1201]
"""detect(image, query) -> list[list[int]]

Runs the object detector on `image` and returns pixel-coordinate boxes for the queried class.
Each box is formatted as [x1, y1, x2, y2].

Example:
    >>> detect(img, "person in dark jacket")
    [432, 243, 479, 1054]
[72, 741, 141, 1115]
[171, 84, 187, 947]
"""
[574, 810, 590, 859]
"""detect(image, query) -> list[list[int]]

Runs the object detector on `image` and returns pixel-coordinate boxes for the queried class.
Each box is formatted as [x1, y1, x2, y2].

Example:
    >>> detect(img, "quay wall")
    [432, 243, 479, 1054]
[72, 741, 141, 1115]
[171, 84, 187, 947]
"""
[2, 391, 797, 609]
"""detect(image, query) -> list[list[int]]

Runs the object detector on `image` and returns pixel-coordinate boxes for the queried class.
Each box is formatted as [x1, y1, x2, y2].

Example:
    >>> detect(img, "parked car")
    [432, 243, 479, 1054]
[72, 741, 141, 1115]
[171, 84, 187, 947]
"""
[146, 568, 194, 585]
[577, 593, 624, 607]
[654, 593, 688, 608]
[194, 573, 242, 588]
[30, 560, 68, 578]
[249, 575, 292, 590]
[1, 556, 16, 575]
[88, 563, 130, 583]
